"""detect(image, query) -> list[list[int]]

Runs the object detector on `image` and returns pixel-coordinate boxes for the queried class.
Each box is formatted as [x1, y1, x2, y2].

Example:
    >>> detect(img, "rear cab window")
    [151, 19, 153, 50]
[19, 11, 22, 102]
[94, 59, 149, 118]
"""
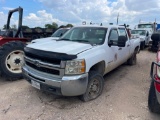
[118, 28, 128, 41]
[108, 28, 119, 45]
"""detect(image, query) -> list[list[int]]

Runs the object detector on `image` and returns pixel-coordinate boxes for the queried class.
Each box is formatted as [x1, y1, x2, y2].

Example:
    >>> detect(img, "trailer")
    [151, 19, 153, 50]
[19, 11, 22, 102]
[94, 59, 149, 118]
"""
[22, 28, 56, 41]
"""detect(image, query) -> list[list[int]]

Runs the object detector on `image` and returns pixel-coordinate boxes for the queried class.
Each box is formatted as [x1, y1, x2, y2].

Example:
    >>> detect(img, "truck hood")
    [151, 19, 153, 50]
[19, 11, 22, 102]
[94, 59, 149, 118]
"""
[139, 36, 145, 38]
[31, 37, 59, 43]
[27, 40, 93, 55]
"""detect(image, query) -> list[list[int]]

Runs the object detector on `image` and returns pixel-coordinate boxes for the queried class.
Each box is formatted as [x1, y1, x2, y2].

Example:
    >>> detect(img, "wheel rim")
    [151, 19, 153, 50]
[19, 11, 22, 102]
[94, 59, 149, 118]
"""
[88, 78, 101, 99]
[5, 50, 24, 74]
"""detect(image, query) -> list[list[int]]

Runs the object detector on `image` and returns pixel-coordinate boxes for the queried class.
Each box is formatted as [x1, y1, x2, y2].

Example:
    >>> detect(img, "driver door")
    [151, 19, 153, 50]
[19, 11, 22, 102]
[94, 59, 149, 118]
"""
[107, 28, 121, 69]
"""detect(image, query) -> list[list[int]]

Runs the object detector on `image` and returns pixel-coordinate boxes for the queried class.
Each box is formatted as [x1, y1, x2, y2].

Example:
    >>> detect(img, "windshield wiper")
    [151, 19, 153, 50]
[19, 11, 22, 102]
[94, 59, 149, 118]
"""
[56, 38, 70, 41]
[72, 40, 95, 46]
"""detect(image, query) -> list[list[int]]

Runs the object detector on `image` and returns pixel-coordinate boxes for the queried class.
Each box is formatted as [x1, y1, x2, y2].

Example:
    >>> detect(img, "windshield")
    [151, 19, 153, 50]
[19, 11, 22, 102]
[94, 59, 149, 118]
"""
[51, 29, 69, 37]
[138, 24, 153, 28]
[60, 27, 107, 45]
[131, 30, 146, 36]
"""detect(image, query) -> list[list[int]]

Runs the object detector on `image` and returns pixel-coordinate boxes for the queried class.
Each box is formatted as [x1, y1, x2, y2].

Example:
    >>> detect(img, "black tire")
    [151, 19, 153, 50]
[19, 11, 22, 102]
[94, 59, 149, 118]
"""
[79, 71, 104, 102]
[0, 41, 25, 80]
[141, 41, 145, 50]
[127, 51, 137, 65]
[148, 81, 160, 113]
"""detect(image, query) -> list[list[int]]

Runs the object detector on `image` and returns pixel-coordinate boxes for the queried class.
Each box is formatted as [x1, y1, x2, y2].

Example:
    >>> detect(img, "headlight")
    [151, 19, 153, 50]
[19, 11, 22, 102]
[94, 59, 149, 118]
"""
[65, 59, 85, 75]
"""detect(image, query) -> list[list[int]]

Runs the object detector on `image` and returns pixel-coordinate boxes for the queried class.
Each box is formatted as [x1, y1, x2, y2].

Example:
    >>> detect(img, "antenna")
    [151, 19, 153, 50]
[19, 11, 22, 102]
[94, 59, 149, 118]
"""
[117, 13, 119, 25]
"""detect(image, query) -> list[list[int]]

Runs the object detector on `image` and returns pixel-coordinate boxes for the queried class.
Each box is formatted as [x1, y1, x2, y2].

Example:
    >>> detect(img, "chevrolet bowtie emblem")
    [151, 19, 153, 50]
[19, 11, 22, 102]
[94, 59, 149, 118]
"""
[34, 60, 40, 67]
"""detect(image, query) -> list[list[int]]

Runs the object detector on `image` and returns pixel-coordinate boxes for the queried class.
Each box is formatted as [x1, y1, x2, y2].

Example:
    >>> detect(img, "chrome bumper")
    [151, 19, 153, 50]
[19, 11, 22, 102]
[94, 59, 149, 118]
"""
[22, 66, 88, 96]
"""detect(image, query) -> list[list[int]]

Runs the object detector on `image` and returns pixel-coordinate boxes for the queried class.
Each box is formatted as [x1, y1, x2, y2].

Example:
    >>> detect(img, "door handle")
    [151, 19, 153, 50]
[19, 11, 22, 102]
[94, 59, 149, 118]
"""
[118, 48, 122, 50]
[127, 44, 130, 47]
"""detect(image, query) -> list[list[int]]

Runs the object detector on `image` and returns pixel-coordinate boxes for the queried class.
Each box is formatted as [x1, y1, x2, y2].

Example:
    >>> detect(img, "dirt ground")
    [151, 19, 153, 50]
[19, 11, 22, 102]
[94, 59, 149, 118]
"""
[0, 49, 160, 120]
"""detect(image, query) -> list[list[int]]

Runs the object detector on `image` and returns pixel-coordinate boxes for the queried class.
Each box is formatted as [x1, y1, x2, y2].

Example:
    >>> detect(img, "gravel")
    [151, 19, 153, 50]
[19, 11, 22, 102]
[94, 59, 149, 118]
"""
[0, 49, 160, 120]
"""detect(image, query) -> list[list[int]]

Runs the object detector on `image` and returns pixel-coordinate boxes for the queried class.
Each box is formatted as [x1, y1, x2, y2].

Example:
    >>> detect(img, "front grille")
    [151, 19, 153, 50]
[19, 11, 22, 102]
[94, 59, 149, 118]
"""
[26, 61, 60, 75]
[24, 47, 77, 65]
[25, 52, 61, 65]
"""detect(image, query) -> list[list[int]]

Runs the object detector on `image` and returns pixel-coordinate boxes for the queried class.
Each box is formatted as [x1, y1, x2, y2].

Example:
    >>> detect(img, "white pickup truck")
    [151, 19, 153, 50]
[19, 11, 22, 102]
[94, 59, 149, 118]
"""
[22, 25, 140, 102]
[31, 28, 70, 43]
[131, 29, 150, 49]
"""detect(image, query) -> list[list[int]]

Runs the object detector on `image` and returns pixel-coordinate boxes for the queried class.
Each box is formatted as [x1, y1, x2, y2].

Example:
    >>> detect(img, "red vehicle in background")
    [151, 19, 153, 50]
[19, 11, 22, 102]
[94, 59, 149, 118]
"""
[148, 33, 160, 113]
[0, 7, 29, 80]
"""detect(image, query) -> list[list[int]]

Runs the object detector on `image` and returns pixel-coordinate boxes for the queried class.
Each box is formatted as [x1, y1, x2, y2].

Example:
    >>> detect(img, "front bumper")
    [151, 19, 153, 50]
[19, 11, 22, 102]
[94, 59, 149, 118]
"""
[22, 66, 88, 96]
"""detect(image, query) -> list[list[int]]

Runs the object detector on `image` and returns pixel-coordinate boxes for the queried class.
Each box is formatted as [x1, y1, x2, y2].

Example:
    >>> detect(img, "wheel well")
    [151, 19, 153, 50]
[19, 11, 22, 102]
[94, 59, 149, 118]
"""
[89, 61, 105, 75]
[135, 46, 139, 53]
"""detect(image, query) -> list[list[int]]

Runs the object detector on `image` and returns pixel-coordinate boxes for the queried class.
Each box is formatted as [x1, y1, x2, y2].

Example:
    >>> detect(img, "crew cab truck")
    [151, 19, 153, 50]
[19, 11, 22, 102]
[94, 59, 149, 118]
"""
[22, 25, 140, 102]
[131, 29, 150, 50]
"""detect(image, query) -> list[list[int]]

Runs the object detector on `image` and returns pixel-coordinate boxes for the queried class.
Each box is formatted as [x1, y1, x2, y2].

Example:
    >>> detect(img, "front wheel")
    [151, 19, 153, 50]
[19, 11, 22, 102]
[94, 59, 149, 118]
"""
[79, 71, 104, 102]
[0, 41, 25, 80]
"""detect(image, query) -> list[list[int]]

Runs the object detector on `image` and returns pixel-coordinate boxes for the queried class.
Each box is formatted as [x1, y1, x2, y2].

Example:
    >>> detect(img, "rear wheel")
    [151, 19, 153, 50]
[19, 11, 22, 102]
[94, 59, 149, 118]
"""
[127, 51, 137, 65]
[148, 81, 160, 113]
[0, 41, 25, 80]
[79, 71, 104, 102]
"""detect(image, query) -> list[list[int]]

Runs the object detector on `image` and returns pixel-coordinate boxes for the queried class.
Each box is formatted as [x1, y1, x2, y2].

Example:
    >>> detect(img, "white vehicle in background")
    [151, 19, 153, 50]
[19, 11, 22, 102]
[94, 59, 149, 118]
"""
[135, 22, 156, 35]
[31, 28, 70, 43]
[135, 22, 157, 44]
[131, 29, 150, 50]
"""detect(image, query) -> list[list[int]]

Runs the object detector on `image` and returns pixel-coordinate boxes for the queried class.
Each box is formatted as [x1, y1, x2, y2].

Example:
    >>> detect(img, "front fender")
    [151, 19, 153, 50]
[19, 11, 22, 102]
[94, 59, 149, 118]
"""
[77, 46, 107, 73]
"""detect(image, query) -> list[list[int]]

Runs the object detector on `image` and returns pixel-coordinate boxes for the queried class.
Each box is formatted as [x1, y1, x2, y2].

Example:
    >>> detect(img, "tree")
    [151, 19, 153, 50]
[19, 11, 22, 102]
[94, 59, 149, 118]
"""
[3, 24, 11, 30]
[3, 24, 7, 30]
[22, 25, 30, 30]
[66, 24, 73, 27]
[35, 26, 42, 29]
[52, 22, 58, 29]
[45, 22, 58, 29]
[11, 24, 17, 30]
[59, 25, 66, 28]
[45, 24, 53, 29]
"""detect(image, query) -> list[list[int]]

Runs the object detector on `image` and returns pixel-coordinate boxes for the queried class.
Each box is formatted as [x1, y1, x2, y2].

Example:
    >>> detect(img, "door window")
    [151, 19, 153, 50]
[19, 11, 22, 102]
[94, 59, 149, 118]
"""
[108, 29, 119, 45]
[118, 28, 128, 38]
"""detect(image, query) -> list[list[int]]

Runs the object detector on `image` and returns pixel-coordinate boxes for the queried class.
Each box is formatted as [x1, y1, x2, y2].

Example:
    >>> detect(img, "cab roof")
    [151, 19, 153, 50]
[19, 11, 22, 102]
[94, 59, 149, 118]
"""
[73, 25, 126, 29]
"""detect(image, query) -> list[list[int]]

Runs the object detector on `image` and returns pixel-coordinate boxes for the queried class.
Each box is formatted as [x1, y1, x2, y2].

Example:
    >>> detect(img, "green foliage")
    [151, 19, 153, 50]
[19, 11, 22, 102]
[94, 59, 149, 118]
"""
[21, 25, 30, 29]
[34, 26, 42, 29]
[45, 22, 58, 29]
[59, 25, 66, 28]
[3, 24, 7, 30]
[66, 24, 73, 27]
[52, 22, 58, 29]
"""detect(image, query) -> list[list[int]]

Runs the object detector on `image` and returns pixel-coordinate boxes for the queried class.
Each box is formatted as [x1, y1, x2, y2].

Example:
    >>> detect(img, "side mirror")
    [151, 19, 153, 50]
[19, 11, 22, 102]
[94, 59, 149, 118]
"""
[117, 36, 127, 47]
[108, 40, 113, 47]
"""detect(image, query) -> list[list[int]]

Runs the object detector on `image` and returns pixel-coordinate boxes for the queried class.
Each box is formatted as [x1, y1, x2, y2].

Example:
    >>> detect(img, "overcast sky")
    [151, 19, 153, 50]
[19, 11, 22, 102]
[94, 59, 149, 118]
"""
[0, 0, 160, 29]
